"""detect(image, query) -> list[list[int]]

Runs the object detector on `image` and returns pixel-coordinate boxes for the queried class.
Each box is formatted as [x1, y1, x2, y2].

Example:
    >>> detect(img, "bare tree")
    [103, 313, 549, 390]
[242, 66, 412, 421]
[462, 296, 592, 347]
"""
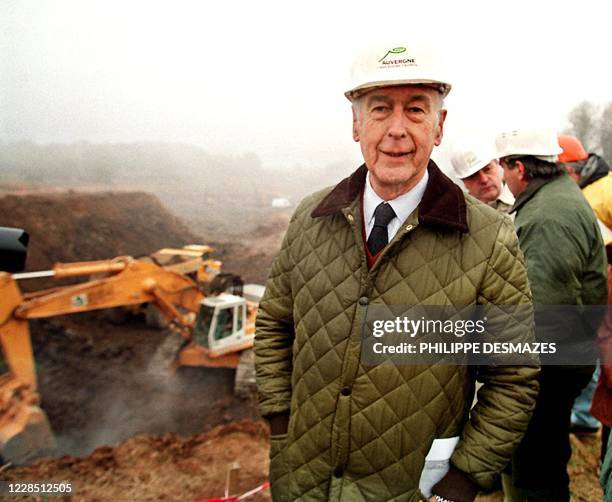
[600, 102, 612, 164]
[567, 100, 599, 152]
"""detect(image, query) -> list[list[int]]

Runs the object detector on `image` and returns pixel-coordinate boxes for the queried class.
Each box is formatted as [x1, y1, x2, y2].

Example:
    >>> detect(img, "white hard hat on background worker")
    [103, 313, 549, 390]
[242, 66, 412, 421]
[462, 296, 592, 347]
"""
[495, 129, 563, 162]
[344, 43, 452, 101]
[450, 139, 514, 213]
[450, 142, 498, 180]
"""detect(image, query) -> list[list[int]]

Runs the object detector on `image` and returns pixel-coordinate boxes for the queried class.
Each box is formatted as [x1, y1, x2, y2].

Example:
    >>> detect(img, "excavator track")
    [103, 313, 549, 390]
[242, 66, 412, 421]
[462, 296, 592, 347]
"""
[234, 349, 256, 398]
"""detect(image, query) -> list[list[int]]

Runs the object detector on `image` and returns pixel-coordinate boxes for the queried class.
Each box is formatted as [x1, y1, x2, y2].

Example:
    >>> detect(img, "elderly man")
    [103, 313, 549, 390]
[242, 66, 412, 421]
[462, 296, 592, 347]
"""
[450, 144, 514, 213]
[255, 44, 539, 502]
[496, 129, 608, 501]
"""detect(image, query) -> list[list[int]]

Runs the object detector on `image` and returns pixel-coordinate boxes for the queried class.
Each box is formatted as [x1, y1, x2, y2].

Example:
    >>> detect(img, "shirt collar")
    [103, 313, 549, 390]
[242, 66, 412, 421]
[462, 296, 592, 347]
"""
[363, 169, 430, 226]
[497, 183, 515, 206]
[310, 161, 469, 234]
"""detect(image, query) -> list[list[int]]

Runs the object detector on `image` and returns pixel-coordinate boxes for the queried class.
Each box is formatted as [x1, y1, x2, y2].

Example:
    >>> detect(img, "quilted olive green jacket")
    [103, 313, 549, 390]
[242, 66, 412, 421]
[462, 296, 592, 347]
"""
[255, 162, 539, 501]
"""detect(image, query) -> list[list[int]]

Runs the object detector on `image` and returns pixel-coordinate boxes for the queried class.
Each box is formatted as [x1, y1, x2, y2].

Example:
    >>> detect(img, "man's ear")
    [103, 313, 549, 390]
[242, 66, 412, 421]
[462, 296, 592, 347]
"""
[433, 109, 447, 146]
[352, 108, 360, 142]
[516, 160, 527, 181]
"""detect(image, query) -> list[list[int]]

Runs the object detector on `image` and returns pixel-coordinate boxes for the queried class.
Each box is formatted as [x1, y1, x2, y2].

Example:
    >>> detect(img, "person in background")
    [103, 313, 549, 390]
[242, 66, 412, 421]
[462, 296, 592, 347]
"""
[450, 142, 514, 213]
[559, 134, 612, 245]
[496, 129, 608, 501]
[558, 134, 612, 472]
[595, 269, 612, 499]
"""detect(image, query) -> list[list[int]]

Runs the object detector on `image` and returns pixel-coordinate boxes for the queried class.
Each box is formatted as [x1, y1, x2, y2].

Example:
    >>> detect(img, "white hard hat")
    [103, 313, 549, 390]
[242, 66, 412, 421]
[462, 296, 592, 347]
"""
[451, 143, 497, 179]
[495, 129, 562, 162]
[345, 43, 452, 102]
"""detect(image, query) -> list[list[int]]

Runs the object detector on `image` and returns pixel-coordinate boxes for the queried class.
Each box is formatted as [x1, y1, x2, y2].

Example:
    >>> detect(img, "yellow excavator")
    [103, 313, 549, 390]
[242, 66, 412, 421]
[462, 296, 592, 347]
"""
[0, 227, 262, 465]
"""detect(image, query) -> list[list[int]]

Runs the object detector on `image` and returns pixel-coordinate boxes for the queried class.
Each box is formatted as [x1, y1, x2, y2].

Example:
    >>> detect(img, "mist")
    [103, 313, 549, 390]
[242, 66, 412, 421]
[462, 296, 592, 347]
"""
[2, 0, 611, 173]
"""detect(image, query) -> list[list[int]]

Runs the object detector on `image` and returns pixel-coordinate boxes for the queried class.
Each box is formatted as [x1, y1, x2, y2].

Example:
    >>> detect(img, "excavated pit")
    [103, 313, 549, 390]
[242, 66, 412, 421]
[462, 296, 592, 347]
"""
[31, 313, 259, 458]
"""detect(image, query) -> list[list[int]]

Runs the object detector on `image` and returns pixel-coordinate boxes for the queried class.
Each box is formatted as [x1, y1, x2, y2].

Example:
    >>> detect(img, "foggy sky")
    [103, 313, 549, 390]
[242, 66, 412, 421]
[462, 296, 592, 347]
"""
[1, 0, 611, 171]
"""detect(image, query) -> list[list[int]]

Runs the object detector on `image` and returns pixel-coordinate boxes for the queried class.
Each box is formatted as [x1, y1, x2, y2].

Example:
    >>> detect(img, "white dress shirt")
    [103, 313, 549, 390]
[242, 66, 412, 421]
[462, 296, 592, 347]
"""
[363, 169, 429, 241]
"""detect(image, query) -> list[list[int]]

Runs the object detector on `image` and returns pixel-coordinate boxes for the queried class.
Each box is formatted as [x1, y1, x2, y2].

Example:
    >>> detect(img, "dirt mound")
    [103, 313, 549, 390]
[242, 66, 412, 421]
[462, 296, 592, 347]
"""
[209, 213, 289, 284]
[0, 189, 287, 286]
[2, 420, 271, 501]
[0, 191, 200, 273]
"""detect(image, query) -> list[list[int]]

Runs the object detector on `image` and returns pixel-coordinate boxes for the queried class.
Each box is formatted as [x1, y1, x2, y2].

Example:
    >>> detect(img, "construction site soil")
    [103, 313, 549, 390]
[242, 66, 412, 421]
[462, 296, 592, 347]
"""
[0, 190, 604, 501]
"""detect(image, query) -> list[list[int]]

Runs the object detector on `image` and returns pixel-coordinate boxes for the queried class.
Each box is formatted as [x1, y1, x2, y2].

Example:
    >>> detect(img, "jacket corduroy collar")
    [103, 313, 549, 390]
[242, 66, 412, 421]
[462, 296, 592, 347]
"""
[311, 160, 469, 233]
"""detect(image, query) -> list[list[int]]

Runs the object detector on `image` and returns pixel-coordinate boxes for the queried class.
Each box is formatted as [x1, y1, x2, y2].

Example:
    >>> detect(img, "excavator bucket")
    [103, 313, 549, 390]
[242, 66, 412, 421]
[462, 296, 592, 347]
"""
[145, 333, 188, 382]
[0, 404, 56, 465]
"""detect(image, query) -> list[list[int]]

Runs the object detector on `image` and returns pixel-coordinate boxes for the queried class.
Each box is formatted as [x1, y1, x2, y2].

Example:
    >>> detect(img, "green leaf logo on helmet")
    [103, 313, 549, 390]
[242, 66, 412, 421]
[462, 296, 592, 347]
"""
[379, 47, 406, 62]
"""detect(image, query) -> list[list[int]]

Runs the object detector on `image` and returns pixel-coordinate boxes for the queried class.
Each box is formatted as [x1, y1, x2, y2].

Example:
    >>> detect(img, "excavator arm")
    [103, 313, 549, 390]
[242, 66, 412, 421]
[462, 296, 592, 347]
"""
[0, 228, 257, 464]
[2, 258, 205, 386]
[0, 257, 205, 464]
[15, 260, 202, 323]
[0, 273, 55, 464]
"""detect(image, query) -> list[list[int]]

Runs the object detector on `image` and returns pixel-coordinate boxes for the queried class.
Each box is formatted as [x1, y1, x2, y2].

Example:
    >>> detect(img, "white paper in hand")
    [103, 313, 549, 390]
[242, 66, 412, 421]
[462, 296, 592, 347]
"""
[418, 436, 460, 498]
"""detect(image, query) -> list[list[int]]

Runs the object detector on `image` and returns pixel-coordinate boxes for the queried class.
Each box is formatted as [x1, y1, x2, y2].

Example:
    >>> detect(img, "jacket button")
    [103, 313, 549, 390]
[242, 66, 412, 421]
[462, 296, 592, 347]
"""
[358, 296, 369, 306]
[340, 386, 351, 396]
[333, 467, 343, 478]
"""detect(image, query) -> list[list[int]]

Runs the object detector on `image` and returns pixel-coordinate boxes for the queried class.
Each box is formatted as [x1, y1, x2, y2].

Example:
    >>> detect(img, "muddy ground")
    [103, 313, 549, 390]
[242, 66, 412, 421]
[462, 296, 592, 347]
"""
[0, 189, 605, 501]
[2, 420, 271, 501]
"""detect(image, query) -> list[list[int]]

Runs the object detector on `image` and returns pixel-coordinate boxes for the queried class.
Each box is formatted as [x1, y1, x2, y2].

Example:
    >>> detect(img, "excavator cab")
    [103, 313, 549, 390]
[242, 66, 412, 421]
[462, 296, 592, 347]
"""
[0, 227, 29, 273]
[195, 297, 244, 348]
[178, 294, 254, 369]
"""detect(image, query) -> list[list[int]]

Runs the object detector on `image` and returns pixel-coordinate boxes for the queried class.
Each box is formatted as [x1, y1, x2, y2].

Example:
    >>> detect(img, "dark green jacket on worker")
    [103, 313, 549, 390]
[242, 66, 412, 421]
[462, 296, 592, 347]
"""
[255, 162, 539, 501]
[511, 173, 608, 343]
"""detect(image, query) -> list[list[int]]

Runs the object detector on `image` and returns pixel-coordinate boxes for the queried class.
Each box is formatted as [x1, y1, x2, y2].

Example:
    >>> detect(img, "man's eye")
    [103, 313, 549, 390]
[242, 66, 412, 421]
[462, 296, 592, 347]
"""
[372, 106, 389, 113]
[408, 107, 424, 113]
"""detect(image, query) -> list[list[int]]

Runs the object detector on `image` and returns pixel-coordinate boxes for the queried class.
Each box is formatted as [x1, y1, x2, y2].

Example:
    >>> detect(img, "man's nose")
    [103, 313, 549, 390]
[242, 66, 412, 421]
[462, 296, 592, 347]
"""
[386, 108, 408, 138]
[477, 170, 488, 183]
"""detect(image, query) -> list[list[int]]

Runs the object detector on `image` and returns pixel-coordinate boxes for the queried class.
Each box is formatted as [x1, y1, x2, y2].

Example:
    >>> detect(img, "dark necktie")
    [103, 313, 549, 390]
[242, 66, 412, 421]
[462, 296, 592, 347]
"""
[367, 202, 396, 255]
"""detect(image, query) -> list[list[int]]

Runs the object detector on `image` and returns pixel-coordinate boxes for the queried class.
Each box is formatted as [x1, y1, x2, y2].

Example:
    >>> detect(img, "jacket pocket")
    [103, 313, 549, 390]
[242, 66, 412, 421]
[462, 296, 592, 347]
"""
[269, 433, 290, 501]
